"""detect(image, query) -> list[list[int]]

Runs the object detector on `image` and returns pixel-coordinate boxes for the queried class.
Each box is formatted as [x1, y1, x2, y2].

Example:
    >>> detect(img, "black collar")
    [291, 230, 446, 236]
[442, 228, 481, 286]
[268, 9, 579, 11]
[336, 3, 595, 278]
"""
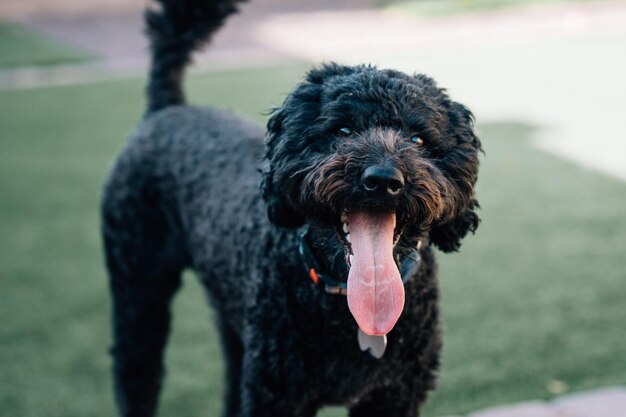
[298, 225, 423, 296]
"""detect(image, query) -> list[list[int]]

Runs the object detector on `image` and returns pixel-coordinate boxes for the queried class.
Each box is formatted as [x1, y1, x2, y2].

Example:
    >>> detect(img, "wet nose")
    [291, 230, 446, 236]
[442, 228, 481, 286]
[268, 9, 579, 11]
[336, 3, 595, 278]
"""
[361, 166, 405, 196]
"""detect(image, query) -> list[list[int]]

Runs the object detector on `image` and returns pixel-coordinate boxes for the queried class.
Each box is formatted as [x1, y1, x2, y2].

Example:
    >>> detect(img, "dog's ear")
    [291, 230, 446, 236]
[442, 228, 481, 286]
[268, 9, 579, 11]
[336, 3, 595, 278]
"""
[430, 199, 480, 252]
[261, 165, 305, 228]
[262, 101, 307, 229]
[430, 99, 482, 252]
[261, 63, 364, 228]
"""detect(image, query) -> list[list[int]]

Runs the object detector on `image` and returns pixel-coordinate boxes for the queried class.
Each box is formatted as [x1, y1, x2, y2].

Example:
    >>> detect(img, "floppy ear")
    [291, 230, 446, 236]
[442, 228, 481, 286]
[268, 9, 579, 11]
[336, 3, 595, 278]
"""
[260, 108, 306, 228]
[430, 200, 480, 253]
[260, 62, 367, 228]
[260, 165, 305, 228]
[429, 99, 482, 252]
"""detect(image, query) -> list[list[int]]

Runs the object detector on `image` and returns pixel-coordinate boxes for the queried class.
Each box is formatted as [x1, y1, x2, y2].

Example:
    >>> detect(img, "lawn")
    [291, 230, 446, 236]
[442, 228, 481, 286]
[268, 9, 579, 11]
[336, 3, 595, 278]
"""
[0, 21, 93, 69]
[0, 67, 625, 417]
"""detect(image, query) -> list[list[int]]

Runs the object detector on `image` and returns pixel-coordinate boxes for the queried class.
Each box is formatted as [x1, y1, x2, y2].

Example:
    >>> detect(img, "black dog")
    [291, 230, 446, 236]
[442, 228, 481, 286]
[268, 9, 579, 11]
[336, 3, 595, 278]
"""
[101, 0, 481, 416]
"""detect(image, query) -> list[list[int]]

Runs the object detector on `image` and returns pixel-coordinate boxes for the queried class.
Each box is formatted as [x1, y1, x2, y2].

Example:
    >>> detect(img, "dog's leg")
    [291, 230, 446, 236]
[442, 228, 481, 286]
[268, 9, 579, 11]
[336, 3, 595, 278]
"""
[216, 318, 243, 417]
[237, 324, 318, 417]
[103, 196, 186, 417]
[110, 271, 181, 417]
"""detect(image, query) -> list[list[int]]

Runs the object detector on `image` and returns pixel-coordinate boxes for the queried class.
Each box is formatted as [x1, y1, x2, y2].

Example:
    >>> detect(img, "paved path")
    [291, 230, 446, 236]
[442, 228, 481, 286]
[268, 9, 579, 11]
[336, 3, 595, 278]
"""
[449, 387, 626, 417]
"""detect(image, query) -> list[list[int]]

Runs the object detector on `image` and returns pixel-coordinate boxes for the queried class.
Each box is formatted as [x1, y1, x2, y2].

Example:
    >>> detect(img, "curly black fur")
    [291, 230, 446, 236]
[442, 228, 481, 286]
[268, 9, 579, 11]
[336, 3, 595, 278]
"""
[101, 1, 481, 416]
[264, 64, 481, 251]
[145, 0, 247, 114]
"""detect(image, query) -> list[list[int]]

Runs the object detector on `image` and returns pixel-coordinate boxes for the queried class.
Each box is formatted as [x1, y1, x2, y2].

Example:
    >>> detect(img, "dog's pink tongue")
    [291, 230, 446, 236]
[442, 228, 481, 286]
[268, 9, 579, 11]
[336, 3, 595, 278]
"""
[347, 212, 405, 336]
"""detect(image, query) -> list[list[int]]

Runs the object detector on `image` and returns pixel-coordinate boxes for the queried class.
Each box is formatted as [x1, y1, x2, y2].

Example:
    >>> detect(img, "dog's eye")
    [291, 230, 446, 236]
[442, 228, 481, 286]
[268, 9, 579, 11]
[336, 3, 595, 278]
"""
[410, 135, 424, 146]
[338, 127, 352, 136]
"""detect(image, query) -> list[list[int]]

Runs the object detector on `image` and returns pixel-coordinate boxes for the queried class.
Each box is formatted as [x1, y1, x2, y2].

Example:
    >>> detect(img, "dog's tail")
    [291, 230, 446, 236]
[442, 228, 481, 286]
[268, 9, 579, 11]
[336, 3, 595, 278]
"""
[144, 0, 246, 115]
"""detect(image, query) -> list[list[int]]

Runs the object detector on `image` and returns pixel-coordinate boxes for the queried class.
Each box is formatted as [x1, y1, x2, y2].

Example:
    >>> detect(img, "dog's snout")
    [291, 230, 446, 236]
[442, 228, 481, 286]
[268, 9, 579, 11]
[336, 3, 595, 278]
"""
[361, 166, 405, 196]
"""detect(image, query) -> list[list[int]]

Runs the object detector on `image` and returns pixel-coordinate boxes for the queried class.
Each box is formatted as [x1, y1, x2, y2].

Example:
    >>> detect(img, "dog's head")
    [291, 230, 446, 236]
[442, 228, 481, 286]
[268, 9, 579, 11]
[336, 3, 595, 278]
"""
[262, 63, 481, 335]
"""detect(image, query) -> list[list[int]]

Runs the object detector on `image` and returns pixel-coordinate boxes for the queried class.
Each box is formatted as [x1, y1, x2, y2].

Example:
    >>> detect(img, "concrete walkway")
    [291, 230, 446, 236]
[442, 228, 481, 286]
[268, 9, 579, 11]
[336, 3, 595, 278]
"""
[451, 387, 626, 417]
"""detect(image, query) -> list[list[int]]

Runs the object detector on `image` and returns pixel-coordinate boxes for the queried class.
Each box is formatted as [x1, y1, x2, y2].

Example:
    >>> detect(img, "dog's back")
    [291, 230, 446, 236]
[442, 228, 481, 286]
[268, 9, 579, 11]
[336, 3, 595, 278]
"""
[101, 2, 256, 415]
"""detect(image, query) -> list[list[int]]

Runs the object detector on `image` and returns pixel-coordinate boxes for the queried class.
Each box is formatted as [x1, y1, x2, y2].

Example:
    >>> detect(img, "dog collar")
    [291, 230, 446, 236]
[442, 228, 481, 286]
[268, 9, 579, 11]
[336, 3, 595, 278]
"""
[298, 225, 422, 296]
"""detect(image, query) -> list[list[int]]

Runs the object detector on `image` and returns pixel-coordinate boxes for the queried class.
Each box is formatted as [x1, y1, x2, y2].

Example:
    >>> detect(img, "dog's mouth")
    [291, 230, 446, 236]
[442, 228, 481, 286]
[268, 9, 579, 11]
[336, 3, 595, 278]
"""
[335, 211, 405, 336]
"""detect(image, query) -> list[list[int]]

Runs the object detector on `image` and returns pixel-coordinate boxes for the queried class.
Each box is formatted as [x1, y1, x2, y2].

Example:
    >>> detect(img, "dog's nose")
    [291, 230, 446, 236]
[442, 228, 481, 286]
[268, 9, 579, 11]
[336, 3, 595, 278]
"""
[361, 166, 405, 196]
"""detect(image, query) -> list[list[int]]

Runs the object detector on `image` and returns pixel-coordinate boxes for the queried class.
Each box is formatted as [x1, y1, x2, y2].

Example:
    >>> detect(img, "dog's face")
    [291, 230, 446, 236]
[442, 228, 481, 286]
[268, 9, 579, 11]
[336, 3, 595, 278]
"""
[262, 63, 481, 335]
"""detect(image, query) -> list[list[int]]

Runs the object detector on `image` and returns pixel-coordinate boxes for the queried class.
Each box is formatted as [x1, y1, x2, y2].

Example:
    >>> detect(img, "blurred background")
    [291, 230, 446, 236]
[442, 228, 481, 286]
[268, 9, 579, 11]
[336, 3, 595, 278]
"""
[1, 0, 625, 416]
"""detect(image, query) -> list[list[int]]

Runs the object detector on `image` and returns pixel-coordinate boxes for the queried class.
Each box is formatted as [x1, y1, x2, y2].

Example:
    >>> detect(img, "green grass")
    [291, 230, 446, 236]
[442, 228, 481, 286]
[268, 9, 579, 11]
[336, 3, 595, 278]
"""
[387, 0, 608, 17]
[1, 67, 625, 417]
[424, 122, 626, 415]
[0, 21, 94, 69]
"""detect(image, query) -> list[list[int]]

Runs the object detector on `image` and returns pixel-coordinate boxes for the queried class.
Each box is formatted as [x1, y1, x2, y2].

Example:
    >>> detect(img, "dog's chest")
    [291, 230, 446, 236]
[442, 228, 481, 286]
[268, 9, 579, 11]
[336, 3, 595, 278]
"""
[288, 318, 431, 403]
